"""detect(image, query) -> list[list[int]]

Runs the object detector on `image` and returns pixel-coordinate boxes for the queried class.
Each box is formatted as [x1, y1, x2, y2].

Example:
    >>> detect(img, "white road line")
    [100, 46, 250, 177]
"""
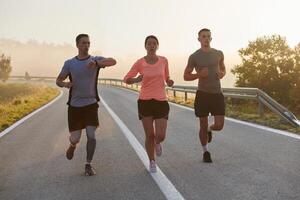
[102, 85, 300, 140]
[0, 90, 63, 138]
[100, 96, 185, 200]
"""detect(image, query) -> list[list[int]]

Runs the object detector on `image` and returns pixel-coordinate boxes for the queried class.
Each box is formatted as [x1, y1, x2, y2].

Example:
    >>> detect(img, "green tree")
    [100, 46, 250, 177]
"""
[290, 43, 300, 112]
[0, 54, 12, 82]
[231, 35, 296, 105]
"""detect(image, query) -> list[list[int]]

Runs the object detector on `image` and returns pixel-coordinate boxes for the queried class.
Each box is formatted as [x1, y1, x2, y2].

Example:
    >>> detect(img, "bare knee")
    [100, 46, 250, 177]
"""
[70, 135, 80, 144]
[69, 131, 81, 144]
[145, 132, 155, 141]
[156, 133, 166, 143]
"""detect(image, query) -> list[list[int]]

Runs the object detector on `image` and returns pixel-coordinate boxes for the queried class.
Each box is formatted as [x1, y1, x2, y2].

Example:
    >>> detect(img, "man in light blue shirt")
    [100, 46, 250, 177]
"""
[56, 34, 116, 176]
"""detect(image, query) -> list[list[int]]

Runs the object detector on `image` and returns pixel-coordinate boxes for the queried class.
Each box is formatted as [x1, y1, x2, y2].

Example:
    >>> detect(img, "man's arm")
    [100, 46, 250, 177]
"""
[184, 55, 201, 81]
[96, 58, 117, 68]
[87, 58, 117, 68]
[184, 67, 199, 81]
[56, 61, 72, 88]
[217, 52, 226, 79]
[56, 74, 72, 88]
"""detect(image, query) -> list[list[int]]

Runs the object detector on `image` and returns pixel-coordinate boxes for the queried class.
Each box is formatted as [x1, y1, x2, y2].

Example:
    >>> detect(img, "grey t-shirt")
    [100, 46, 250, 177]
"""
[59, 55, 105, 107]
[187, 48, 224, 94]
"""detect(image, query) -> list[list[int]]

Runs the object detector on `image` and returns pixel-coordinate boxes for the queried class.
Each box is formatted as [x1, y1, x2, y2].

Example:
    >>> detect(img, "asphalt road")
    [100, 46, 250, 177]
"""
[0, 85, 299, 200]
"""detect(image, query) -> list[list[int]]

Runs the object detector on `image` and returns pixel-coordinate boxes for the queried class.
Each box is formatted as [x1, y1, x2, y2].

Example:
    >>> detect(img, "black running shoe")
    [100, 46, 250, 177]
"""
[66, 144, 76, 160]
[203, 151, 213, 163]
[207, 130, 212, 143]
[85, 164, 96, 176]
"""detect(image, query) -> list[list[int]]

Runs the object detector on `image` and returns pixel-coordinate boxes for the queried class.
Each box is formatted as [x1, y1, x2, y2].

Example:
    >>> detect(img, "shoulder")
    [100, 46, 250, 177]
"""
[132, 57, 144, 67]
[136, 57, 145, 64]
[212, 48, 223, 56]
[190, 49, 201, 58]
[158, 56, 168, 63]
[63, 57, 76, 67]
[91, 55, 105, 60]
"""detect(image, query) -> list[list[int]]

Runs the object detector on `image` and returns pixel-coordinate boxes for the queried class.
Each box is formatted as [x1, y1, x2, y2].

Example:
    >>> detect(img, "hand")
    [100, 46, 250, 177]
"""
[217, 71, 225, 79]
[134, 75, 143, 83]
[197, 67, 209, 78]
[166, 79, 174, 87]
[64, 82, 73, 88]
[87, 60, 97, 68]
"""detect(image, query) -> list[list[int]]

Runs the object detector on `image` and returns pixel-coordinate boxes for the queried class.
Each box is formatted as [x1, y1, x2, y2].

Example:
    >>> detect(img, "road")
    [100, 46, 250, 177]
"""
[0, 85, 299, 200]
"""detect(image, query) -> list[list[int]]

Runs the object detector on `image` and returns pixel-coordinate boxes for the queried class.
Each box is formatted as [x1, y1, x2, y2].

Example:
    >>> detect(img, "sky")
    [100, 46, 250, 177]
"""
[0, 0, 299, 86]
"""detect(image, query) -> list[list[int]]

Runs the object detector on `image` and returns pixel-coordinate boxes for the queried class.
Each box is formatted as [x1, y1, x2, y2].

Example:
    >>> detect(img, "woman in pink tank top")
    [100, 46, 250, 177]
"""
[124, 35, 174, 173]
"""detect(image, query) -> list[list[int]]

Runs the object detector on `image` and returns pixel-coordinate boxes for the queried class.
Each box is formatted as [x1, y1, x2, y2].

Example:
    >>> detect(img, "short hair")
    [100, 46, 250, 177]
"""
[145, 35, 159, 46]
[198, 28, 211, 36]
[76, 34, 89, 44]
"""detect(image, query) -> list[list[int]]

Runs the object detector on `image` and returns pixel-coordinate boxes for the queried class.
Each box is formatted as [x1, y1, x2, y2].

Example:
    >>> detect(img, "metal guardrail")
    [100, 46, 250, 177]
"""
[8, 76, 300, 127]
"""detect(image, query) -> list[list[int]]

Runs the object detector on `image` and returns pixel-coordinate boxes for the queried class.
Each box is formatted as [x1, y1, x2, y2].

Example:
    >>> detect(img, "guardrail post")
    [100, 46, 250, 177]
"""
[173, 90, 176, 99]
[258, 99, 264, 117]
[184, 91, 187, 102]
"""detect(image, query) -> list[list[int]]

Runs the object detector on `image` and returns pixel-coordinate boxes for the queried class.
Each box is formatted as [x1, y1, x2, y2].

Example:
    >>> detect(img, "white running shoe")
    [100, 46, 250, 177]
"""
[155, 143, 162, 157]
[149, 160, 157, 173]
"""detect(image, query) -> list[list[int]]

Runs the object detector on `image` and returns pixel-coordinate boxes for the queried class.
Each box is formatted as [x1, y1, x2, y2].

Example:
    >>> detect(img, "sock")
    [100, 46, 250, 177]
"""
[202, 145, 208, 152]
[208, 126, 211, 132]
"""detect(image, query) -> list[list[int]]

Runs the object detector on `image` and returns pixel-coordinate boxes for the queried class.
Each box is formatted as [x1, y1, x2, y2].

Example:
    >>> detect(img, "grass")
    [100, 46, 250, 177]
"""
[0, 82, 60, 132]
[104, 83, 300, 134]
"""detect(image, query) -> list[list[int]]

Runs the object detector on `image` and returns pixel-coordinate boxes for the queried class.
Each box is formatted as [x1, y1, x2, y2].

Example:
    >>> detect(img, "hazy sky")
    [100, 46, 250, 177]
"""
[0, 0, 299, 86]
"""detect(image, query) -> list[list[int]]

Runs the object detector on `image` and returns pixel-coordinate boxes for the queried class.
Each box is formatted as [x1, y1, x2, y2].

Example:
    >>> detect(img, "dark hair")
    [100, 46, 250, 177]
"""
[76, 34, 89, 44]
[198, 28, 211, 36]
[145, 35, 159, 46]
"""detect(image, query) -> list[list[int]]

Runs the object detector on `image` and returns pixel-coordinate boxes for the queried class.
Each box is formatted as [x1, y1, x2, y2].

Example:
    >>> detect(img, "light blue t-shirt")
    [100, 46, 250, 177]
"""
[59, 55, 105, 107]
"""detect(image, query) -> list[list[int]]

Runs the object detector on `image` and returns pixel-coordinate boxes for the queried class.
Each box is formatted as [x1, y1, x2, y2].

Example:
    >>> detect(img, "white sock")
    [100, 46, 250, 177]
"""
[202, 145, 208, 152]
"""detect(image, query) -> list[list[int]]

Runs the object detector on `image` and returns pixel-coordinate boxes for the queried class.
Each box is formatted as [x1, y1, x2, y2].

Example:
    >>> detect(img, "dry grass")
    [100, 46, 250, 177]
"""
[0, 83, 60, 132]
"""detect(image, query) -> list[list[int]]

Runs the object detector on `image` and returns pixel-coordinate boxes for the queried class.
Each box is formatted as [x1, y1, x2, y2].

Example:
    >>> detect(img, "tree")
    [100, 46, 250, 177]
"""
[290, 43, 300, 112]
[231, 35, 296, 105]
[0, 54, 12, 82]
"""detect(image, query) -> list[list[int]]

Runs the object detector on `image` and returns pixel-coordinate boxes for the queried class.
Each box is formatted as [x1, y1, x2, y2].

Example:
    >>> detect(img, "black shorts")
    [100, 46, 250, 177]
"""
[137, 99, 170, 120]
[194, 90, 225, 118]
[68, 103, 99, 132]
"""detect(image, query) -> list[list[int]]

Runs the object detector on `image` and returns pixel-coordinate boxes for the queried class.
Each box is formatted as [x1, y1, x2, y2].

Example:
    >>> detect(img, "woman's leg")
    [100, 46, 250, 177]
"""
[141, 117, 155, 161]
[154, 118, 167, 144]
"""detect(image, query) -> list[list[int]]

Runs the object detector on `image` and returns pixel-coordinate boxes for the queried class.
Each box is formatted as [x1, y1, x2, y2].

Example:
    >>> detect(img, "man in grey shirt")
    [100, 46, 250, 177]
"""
[56, 34, 116, 176]
[184, 28, 226, 163]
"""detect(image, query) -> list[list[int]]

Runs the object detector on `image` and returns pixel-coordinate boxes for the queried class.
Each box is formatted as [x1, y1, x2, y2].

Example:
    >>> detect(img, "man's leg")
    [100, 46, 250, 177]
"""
[199, 117, 212, 163]
[85, 126, 97, 176]
[199, 117, 209, 150]
[86, 126, 97, 164]
[207, 91, 225, 143]
[66, 130, 82, 160]
[210, 115, 224, 131]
